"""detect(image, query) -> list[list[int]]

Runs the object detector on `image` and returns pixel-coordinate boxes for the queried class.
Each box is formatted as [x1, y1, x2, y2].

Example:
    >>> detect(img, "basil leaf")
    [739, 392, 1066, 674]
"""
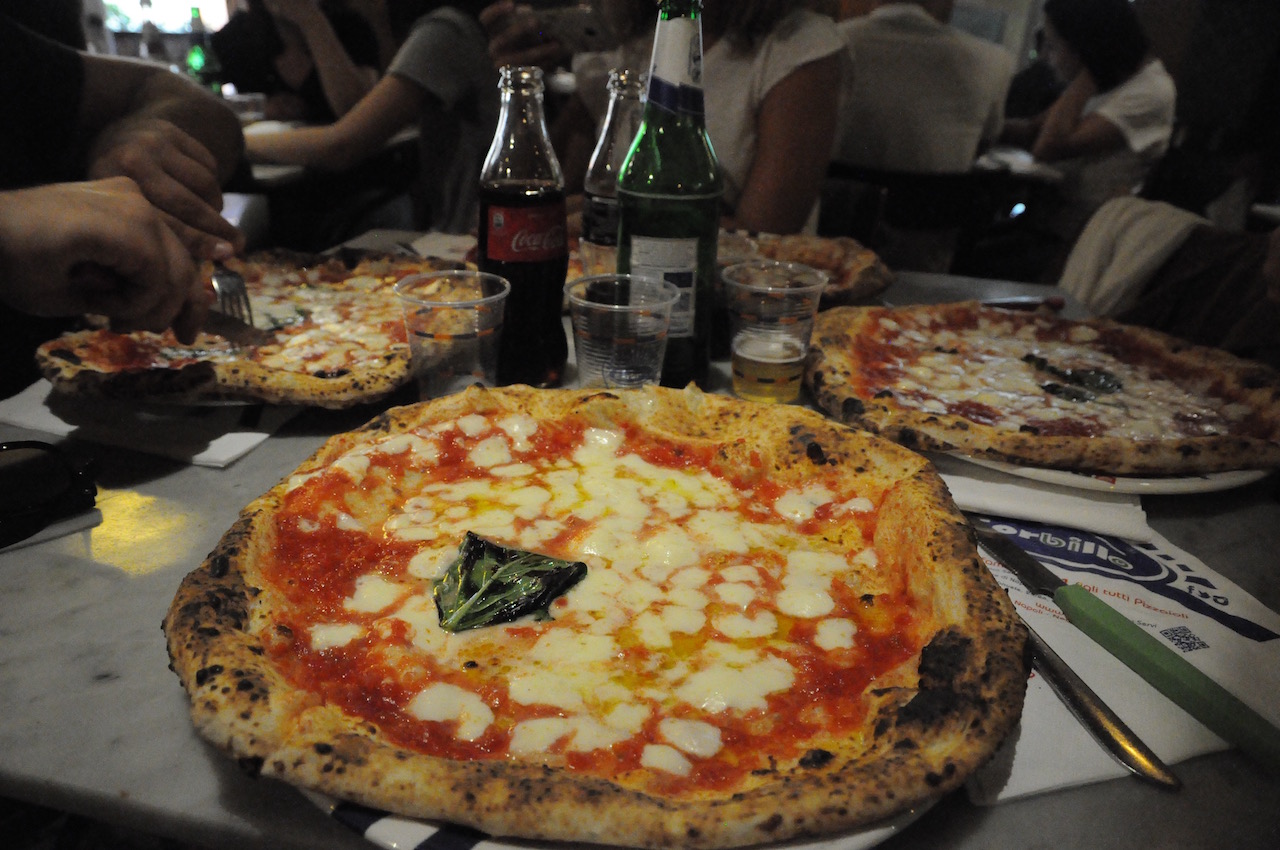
[1023, 353, 1122, 396]
[1042, 381, 1096, 403]
[432, 532, 588, 632]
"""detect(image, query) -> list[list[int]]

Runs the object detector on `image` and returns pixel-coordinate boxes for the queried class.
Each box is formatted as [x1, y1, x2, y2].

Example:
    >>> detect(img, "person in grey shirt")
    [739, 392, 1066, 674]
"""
[246, 2, 498, 234]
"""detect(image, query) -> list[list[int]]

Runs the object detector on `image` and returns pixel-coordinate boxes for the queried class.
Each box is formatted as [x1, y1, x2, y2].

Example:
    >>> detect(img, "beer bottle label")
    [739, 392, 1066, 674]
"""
[627, 235, 697, 336]
[581, 193, 620, 248]
[647, 17, 704, 118]
[484, 201, 567, 263]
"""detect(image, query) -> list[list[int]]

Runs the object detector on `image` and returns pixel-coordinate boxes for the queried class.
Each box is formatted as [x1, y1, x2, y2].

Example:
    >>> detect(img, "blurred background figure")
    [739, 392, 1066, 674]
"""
[246, 1, 497, 234]
[1001, 0, 1176, 281]
[825, 1, 1014, 272]
[213, 0, 381, 123]
[481, 0, 844, 236]
[833, 0, 1014, 175]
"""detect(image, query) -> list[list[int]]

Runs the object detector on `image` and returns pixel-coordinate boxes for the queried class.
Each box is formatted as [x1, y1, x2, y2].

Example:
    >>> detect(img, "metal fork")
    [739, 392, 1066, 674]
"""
[211, 263, 255, 327]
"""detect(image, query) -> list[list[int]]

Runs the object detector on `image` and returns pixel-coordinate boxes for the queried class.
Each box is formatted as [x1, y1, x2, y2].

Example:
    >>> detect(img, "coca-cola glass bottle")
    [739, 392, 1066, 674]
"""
[617, 0, 722, 390]
[580, 68, 645, 276]
[479, 66, 569, 388]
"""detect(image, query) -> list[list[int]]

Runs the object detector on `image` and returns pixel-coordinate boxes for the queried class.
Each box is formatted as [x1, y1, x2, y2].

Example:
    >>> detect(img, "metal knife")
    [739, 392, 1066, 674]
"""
[1021, 615, 1180, 787]
[203, 309, 275, 348]
[973, 521, 1280, 774]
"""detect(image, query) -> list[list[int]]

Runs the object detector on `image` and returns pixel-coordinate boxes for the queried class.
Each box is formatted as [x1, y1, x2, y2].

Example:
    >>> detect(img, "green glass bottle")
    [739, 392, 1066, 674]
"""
[616, 0, 722, 390]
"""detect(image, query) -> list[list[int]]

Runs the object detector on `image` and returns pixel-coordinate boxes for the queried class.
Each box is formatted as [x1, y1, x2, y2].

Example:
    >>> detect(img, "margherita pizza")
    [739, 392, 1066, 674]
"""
[753, 233, 894, 307]
[163, 385, 1027, 849]
[35, 250, 456, 409]
[566, 232, 894, 309]
[806, 302, 1280, 476]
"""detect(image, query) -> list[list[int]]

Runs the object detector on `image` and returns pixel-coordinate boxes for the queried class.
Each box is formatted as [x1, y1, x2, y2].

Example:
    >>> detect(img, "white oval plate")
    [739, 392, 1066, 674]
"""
[955, 454, 1272, 495]
[307, 790, 932, 850]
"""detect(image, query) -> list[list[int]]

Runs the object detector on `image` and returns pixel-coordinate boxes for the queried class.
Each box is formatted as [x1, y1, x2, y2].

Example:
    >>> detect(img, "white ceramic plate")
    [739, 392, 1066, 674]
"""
[307, 790, 932, 850]
[955, 454, 1272, 495]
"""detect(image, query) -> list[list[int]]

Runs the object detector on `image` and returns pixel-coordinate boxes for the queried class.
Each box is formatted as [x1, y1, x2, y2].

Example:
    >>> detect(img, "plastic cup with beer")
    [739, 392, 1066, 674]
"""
[722, 260, 828, 404]
[395, 271, 510, 399]
[566, 274, 680, 388]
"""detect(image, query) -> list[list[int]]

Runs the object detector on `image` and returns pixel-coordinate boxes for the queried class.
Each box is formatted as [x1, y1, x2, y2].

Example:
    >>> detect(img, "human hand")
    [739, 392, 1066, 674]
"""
[479, 1, 571, 70]
[85, 117, 243, 262]
[0, 178, 210, 344]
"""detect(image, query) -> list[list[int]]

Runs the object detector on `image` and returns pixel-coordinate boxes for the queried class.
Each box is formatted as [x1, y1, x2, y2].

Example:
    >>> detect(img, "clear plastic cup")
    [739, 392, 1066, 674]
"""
[722, 260, 828, 404]
[566, 274, 680, 388]
[395, 271, 510, 399]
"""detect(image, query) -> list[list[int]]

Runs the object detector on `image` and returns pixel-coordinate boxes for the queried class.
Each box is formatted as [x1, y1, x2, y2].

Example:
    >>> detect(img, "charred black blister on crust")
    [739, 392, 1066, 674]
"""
[798, 749, 835, 768]
[50, 349, 83, 365]
[806, 442, 827, 464]
[841, 397, 866, 418]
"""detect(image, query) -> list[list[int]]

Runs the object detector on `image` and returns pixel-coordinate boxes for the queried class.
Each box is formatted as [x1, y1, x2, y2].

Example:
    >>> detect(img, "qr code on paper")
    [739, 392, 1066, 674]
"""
[1161, 625, 1210, 653]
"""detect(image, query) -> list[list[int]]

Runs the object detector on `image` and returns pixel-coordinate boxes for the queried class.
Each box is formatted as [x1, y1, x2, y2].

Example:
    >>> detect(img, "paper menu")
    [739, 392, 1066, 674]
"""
[966, 517, 1280, 803]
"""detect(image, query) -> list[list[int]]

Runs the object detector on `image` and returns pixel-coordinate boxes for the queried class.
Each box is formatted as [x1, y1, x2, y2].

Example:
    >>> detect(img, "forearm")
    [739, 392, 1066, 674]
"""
[296, 14, 379, 118]
[82, 61, 244, 184]
[246, 125, 347, 169]
[1031, 72, 1096, 161]
[247, 77, 423, 171]
[727, 56, 839, 234]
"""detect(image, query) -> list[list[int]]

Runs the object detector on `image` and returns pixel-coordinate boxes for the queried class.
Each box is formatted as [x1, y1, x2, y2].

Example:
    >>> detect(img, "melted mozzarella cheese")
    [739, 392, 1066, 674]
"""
[344, 575, 405, 614]
[312, 414, 884, 762]
[407, 683, 494, 741]
[879, 312, 1243, 439]
[659, 717, 723, 758]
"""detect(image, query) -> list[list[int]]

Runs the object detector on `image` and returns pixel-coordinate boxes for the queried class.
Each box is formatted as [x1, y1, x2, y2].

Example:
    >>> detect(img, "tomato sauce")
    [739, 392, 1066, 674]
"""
[259, 413, 924, 794]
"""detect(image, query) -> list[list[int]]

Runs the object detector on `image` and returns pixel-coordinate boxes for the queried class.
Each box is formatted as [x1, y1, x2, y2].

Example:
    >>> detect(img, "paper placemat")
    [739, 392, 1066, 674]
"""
[0, 381, 299, 468]
[930, 453, 1152, 542]
[966, 516, 1280, 803]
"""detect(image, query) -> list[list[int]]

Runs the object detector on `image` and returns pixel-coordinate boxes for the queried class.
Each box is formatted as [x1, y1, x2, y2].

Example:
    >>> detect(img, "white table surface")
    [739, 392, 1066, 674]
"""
[2, 269, 1277, 850]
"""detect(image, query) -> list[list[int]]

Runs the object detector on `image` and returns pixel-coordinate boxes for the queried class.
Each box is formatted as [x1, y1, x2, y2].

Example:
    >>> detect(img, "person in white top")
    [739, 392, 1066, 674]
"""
[1002, 0, 1176, 279]
[482, 1, 845, 235]
[834, 1, 1015, 174]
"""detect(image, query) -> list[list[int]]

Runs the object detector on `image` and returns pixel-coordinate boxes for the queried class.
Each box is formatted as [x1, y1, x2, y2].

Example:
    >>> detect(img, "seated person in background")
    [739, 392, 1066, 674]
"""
[1060, 196, 1280, 370]
[213, 0, 381, 123]
[1, 12, 245, 397]
[481, 0, 844, 236]
[246, 2, 497, 234]
[1001, 0, 1176, 280]
[834, 0, 1015, 174]
[827, 0, 1014, 271]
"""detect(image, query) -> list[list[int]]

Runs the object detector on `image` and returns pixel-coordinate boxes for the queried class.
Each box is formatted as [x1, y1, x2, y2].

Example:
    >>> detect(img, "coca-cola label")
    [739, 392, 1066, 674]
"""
[485, 202, 567, 263]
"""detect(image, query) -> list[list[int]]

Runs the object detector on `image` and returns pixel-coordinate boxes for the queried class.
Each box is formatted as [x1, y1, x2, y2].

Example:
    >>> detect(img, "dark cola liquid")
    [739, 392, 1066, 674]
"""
[479, 182, 569, 387]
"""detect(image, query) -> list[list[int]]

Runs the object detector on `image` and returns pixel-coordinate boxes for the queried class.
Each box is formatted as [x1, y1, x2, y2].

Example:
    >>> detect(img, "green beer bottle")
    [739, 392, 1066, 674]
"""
[616, 0, 722, 390]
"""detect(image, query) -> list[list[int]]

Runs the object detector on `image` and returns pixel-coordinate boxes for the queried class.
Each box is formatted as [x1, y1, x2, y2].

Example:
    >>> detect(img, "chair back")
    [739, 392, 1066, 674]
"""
[820, 164, 992, 272]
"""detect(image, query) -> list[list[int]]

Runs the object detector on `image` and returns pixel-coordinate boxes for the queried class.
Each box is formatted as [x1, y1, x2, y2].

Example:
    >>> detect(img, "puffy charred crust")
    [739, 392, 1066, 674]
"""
[163, 385, 1029, 850]
[804, 303, 1280, 475]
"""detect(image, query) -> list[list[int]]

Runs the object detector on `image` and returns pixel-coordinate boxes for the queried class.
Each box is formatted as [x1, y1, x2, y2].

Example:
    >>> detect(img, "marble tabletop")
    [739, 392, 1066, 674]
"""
[2, 272, 1278, 850]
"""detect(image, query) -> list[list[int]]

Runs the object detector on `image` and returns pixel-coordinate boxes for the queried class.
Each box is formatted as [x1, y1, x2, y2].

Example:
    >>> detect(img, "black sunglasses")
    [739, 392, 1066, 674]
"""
[0, 441, 98, 549]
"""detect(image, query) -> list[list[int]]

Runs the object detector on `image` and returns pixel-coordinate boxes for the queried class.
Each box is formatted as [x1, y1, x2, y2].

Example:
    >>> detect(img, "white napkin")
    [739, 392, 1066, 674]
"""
[410, 232, 477, 263]
[966, 521, 1280, 803]
[930, 453, 1152, 542]
[0, 381, 298, 468]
